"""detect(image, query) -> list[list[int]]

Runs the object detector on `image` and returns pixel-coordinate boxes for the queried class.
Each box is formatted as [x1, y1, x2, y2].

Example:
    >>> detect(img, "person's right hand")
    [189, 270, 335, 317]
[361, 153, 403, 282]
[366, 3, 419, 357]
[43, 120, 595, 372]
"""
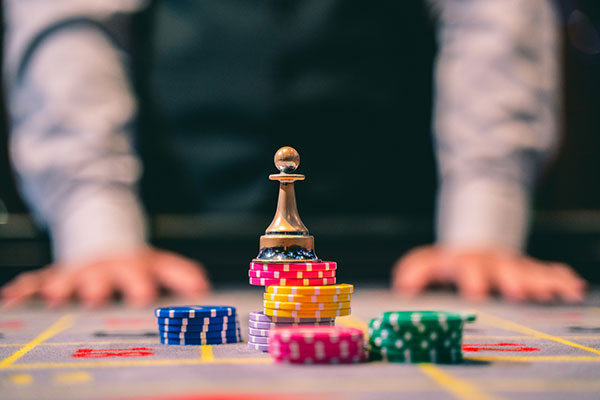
[1, 247, 211, 308]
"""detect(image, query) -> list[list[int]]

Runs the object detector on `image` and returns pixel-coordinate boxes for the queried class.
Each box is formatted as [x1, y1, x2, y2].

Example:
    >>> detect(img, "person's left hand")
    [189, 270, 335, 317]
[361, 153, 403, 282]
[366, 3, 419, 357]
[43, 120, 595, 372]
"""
[392, 245, 586, 302]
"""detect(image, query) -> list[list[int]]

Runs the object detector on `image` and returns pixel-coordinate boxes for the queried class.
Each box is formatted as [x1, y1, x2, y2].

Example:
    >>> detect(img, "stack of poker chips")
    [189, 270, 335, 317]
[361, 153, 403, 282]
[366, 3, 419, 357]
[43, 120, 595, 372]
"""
[247, 311, 335, 352]
[367, 311, 476, 363]
[247, 261, 354, 352]
[269, 326, 365, 364]
[155, 306, 242, 345]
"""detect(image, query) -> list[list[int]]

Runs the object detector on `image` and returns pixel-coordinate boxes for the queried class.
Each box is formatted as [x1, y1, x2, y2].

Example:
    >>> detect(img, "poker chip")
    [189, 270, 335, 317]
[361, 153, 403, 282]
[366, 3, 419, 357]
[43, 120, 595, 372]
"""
[264, 300, 350, 311]
[248, 327, 270, 337]
[249, 269, 336, 279]
[160, 335, 241, 345]
[367, 311, 476, 364]
[155, 306, 235, 319]
[268, 326, 365, 364]
[248, 334, 269, 344]
[248, 342, 270, 352]
[266, 283, 353, 295]
[249, 320, 335, 330]
[264, 293, 351, 303]
[161, 329, 241, 340]
[250, 262, 337, 272]
[157, 316, 237, 326]
[249, 311, 335, 324]
[158, 321, 239, 332]
[249, 277, 336, 286]
[264, 308, 351, 319]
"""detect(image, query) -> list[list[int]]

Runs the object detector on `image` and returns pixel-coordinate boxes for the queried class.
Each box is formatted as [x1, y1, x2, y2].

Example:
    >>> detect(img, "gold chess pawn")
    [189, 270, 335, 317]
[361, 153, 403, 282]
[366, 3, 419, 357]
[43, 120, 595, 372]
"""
[254, 146, 320, 262]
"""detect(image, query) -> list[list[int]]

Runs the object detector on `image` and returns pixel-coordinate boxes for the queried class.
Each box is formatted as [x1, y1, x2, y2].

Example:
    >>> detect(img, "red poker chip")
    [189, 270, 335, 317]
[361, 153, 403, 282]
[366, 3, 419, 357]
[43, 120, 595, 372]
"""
[250, 262, 337, 272]
[249, 277, 336, 287]
[249, 269, 336, 279]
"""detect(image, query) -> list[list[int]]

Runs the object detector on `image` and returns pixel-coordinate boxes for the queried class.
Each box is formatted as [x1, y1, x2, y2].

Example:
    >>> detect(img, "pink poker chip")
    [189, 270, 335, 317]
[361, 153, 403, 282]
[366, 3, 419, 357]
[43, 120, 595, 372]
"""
[250, 262, 337, 272]
[249, 277, 336, 287]
[269, 326, 364, 343]
[267, 326, 366, 364]
[271, 340, 364, 359]
[249, 269, 336, 279]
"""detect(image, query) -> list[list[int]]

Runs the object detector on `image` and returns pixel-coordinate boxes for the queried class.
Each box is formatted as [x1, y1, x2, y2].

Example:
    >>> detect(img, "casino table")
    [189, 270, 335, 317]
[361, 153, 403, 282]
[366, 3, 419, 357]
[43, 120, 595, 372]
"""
[1, 287, 599, 400]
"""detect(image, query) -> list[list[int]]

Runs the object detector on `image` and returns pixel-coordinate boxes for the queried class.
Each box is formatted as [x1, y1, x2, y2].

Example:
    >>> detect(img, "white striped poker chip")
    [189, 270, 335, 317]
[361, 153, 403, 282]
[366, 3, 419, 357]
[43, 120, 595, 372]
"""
[249, 320, 335, 330]
[248, 327, 270, 337]
[264, 300, 351, 311]
[161, 329, 241, 340]
[250, 261, 337, 272]
[160, 335, 241, 345]
[157, 316, 237, 326]
[155, 306, 235, 319]
[266, 283, 353, 296]
[158, 320, 238, 332]
[249, 311, 335, 324]
[248, 334, 269, 344]
[264, 292, 351, 303]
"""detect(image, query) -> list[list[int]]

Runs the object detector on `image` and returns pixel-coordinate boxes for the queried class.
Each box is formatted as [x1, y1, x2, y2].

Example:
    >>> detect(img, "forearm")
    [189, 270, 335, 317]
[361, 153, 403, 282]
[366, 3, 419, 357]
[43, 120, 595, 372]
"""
[5, 1, 148, 262]
[432, 0, 561, 250]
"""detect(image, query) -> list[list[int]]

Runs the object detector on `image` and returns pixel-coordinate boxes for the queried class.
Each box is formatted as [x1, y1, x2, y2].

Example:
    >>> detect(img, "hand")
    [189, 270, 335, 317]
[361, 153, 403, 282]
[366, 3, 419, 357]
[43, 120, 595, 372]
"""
[1, 247, 211, 308]
[392, 245, 586, 303]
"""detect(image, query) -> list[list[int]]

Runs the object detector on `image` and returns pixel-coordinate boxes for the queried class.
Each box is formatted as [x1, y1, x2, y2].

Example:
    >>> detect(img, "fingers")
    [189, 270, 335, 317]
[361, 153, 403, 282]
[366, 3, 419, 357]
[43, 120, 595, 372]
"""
[78, 267, 114, 308]
[547, 263, 586, 302]
[455, 256, 490, 302]
[152, 251, 211, 298]
[491, 259, 527, 302]
[392, 248, 438, 296]
[1, 271, 45, 307]
[113, 257, 158, 307]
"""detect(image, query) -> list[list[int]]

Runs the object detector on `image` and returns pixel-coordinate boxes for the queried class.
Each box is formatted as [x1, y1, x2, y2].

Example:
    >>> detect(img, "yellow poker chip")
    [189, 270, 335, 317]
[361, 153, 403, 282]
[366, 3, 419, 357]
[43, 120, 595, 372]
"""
[264, 300, 351, 311]
[265, 283, 354, 296]
[263, 293, 351, 303]
[264, 307, 351, 319]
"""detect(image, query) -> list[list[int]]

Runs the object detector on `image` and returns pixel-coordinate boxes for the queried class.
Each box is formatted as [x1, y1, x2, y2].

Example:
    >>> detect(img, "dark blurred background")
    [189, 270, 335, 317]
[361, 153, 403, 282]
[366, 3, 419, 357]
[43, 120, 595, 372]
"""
[1, 0, 599, 286]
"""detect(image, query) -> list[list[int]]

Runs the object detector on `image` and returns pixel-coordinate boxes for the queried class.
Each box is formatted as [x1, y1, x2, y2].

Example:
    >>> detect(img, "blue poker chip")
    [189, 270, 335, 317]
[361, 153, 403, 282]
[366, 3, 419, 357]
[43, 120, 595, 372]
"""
[157, 316, 237, 326]
[158, 321, 239, 333]
[160, 329, 241, 340]
[160, 335, 241, 345]
[155, 306, 236, 319]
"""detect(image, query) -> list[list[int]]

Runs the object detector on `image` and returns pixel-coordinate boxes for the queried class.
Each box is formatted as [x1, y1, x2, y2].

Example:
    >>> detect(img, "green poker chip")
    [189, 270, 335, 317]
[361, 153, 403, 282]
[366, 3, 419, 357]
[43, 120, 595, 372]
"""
[368, 346, 463, 364]
[380, 311, 476, 326]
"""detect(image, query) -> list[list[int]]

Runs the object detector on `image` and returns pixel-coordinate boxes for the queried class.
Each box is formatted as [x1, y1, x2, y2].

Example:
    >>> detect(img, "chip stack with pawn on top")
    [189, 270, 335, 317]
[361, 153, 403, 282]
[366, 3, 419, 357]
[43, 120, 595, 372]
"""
[247, 147, 361, 363]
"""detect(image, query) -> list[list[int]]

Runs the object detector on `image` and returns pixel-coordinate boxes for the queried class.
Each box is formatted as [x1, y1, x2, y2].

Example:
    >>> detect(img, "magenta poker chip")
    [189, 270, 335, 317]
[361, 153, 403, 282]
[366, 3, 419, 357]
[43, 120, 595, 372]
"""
[249, 277, 336, 286]
[269, 326, 364, 343]
[250, 261, 337, 272]
[248, 269, 336, 279]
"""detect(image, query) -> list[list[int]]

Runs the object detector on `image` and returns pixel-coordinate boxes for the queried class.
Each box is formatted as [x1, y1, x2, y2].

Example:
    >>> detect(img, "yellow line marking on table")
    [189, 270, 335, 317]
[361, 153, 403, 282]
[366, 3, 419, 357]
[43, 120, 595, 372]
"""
[2, 357, 272, 370]
[200, 345, 214, 361]
[477, 311, 600, 355]
[467, 355, 600, 362]
[8, 373, 33, 385]
[53, 371, 92, 385]
[464, 335, 600, 340]
[0, 314, 75, 368]
[419, 364, 499, 400]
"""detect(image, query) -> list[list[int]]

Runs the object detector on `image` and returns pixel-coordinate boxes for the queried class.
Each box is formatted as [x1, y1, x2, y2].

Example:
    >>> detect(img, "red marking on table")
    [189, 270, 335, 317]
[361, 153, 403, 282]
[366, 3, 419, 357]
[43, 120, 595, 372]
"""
[72, 347, 155, 358]
[0, 320, 24, 330]
[462, 342, 540, 352]
[104, 318, 155, 327]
